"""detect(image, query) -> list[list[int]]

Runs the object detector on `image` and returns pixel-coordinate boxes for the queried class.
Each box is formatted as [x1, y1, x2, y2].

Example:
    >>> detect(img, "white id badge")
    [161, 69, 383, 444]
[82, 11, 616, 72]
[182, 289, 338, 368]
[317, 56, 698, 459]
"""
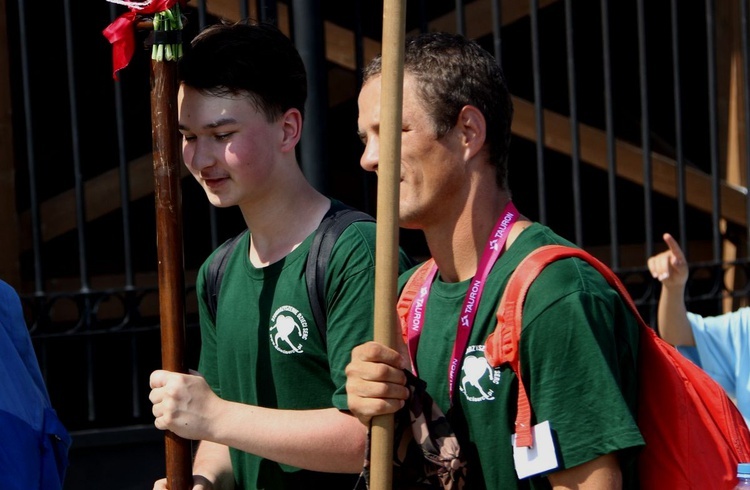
[512, 420, 559, 479]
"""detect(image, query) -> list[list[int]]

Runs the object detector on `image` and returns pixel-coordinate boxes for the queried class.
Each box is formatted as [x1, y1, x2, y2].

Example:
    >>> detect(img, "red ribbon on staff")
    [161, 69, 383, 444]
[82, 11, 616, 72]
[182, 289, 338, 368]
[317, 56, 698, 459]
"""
[102, 0, 185, 80]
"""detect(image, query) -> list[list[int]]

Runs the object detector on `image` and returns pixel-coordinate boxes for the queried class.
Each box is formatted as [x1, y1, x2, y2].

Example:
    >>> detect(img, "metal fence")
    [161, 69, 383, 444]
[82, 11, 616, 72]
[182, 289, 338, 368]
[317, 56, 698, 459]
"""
[4, 0, 750, 440]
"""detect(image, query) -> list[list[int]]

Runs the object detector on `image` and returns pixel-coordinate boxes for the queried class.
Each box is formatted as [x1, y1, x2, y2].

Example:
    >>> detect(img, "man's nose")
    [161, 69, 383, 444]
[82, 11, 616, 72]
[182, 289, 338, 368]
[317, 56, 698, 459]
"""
[360, 139, 378, 173]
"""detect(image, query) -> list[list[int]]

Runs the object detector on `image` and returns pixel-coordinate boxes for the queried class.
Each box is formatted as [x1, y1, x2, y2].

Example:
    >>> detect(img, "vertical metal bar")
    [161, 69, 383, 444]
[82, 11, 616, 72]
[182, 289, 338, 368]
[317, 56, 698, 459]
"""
[491, 0, 503, 66]
[292, 0, 329, 193]
[354, 0, 374, 215]
[63, 0, 89, 291]
[636, 0, 653, 259]
[16, 0, 44, 294]
[198, 6, 219, 249]
[110, 3, 138, 418]
[670, 0, 687, 253]
[354, 0, 365, 88]
[131, 336, 140, 418]
[85, 340, 95, 422]
[455, 0, 466, 36]
[65, 0, 96, 423]
[209, 199, 220, 249]
[239, 0, 248, 21]
[287, 0, 295, 36]
[257, 0, 278, 25]
[112, 11, 134, 289]
[418, 0, 429, 34]
[530, 0, 546, 224]
[195, 2, 218, 249]
[197, 0, 207, 30]
[601, 0, 619, 267]
[705, 0, 721, 262]
[740, 0, 750, 257]
[564, 0, 582, 246]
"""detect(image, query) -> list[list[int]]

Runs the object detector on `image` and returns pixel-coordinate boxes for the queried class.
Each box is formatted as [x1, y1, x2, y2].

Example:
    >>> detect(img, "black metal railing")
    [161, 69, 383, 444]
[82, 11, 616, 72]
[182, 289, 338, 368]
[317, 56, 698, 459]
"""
[5, 0, 749, 440]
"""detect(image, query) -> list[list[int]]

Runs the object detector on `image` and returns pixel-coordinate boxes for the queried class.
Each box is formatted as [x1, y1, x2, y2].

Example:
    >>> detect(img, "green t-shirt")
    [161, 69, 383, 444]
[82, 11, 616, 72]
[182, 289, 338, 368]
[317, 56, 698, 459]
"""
[196, 201, 411, 489]
[400, 223, 644, 489]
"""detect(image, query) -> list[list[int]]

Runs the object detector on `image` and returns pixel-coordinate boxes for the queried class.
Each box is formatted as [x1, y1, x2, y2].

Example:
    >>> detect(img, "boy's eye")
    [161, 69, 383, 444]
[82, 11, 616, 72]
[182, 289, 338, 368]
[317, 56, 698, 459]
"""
[182, 134, 196, 142]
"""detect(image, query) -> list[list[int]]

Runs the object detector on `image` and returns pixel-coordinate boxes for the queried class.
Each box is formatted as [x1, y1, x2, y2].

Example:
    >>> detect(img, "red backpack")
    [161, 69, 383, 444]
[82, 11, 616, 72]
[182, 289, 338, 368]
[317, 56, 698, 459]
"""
[397, 245, 750, 488]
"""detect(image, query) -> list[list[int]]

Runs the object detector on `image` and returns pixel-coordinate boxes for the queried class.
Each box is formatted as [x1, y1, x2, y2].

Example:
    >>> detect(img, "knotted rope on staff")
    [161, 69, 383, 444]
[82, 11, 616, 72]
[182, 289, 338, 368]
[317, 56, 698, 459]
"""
[103, 2, 192, 488]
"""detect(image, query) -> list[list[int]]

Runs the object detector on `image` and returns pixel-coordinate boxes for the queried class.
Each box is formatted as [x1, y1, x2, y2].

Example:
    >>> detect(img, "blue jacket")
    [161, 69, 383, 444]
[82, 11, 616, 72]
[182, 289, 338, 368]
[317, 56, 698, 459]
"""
[0, 279, 70, 489]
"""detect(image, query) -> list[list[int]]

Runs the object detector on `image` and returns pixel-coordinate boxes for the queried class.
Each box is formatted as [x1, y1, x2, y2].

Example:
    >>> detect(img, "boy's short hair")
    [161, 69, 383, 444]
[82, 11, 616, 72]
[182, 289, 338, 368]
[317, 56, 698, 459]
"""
[179, 21, 307, 122]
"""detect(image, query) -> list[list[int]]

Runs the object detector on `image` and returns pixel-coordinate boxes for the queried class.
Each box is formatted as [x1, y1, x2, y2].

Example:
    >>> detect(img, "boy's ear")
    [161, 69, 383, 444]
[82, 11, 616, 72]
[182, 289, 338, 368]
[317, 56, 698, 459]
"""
[457, 105, 487, 161]
[280, 108, 303, 152]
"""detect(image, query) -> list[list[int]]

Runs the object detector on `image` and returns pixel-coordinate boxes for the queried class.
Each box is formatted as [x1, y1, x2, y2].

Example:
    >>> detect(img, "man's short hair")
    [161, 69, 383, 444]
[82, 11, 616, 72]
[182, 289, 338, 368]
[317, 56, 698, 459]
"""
[363, 32, 513, 189]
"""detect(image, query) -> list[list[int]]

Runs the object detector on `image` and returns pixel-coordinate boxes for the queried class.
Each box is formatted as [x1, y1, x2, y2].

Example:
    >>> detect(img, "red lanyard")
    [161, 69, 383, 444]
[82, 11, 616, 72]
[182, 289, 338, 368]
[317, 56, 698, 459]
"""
[406, 202, 519, 404]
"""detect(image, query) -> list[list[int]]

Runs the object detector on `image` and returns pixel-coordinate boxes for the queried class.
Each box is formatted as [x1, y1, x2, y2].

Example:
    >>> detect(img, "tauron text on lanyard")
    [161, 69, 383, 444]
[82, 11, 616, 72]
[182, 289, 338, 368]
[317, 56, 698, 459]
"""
[405, 201, 520, 405]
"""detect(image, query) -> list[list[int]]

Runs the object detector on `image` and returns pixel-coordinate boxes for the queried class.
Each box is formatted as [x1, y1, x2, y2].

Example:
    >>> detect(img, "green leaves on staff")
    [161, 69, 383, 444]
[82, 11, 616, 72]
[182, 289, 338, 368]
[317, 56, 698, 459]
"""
[151, 3, 183, 62]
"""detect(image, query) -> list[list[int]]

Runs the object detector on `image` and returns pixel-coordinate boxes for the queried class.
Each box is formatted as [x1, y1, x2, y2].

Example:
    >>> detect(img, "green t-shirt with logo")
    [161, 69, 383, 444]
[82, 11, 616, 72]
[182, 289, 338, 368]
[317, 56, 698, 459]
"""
[400, 223, 644, 489]
[196, 202, 410, 489]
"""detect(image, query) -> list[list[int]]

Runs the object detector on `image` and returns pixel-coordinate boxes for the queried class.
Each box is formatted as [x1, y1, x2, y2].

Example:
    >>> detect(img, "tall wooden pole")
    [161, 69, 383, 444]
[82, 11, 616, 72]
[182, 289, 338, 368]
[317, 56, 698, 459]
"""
[151, 56, 192, 489]
[369, 1, 406, 489]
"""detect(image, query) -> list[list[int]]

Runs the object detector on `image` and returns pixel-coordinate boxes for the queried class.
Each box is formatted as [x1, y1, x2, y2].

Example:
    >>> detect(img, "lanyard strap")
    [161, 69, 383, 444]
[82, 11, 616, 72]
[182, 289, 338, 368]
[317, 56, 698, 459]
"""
[406, 202, 519, 404]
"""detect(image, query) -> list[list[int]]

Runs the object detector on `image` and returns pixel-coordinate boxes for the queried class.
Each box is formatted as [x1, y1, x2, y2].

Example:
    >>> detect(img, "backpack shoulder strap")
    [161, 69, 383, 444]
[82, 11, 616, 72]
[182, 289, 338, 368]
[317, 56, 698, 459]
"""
[205, 229, 248, 322]
[306, 203, 375, 344]
[396, 259, 437, 344]
[483, 244, 649, 447]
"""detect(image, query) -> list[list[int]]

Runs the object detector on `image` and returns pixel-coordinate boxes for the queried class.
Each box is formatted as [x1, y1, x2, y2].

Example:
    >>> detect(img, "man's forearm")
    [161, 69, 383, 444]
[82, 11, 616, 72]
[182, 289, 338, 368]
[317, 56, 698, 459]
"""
[549, 453, 622, 489]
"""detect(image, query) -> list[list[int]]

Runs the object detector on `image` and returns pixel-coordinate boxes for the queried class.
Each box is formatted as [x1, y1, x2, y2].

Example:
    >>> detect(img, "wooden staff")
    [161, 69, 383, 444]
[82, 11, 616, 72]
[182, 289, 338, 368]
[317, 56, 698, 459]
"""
[369, 1, 406, 489]
[150, 38, 192, 490]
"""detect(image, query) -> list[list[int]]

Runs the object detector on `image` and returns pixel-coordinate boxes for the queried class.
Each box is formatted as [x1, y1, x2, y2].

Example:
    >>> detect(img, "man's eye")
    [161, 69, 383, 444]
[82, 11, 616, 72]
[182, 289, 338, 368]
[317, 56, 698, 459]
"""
[215, 133, 232, 141]
[182, 134, 196, 142]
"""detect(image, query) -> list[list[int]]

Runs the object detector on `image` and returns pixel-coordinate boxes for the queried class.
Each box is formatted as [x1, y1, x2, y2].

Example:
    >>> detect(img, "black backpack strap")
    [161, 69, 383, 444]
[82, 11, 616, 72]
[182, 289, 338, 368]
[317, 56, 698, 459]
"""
[205, 229, 248, 322]
[306, 204, 374, 344]
[205, 205, 373, 340]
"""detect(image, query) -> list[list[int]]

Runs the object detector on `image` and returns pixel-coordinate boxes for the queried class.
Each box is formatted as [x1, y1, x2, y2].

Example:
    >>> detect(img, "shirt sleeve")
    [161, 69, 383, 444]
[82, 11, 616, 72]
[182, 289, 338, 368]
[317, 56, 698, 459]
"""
[521, 264, 643, 471]
[323, 222, 378, 410]
[196, 254, 221, 397]
[687, 308, 750, 397]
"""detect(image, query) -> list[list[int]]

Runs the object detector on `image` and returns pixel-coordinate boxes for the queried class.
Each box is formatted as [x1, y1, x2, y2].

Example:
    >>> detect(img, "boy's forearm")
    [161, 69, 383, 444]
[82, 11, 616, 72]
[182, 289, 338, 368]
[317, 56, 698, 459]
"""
[192, 440, 235, 489]
[657, 285, 694, 346]
[210, 404, 366, 473]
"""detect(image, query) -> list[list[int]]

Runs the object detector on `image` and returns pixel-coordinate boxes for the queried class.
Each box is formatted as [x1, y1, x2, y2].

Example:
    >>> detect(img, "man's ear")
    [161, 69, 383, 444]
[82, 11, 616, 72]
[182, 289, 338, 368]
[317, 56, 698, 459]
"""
[280, 108, 303, 152]
[457, 105, 487, 161]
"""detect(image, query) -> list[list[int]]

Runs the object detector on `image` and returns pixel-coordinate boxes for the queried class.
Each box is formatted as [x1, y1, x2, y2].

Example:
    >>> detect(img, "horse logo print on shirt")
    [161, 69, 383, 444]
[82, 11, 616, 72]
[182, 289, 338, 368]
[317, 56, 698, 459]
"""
[269, 305, 309, 354]
[459, 345, 501, 402]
